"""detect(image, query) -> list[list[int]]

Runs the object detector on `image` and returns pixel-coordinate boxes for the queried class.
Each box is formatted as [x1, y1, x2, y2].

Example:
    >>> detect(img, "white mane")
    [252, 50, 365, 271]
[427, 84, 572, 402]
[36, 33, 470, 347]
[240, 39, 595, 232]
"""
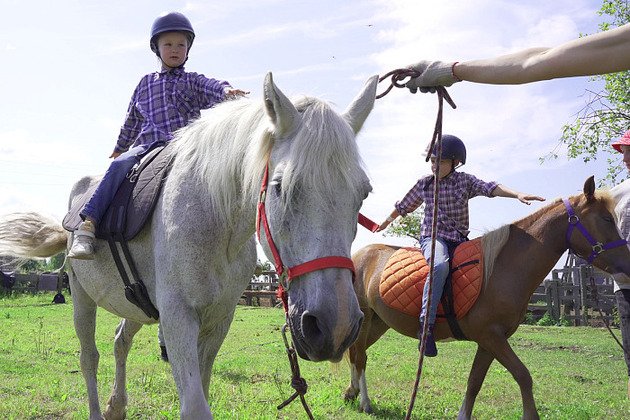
[279, 97, 367, 214]
[170, 96, 366, 225]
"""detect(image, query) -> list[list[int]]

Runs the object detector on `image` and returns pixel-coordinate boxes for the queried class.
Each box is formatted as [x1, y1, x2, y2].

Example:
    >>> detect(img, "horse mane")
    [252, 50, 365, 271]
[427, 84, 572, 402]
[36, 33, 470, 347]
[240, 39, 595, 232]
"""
[480, 225, 510, 289]
[480, 190, 616, 289]
[169, 95, 366, 226]
[277, 97, 366, 215]
[170, 99, 269, 227]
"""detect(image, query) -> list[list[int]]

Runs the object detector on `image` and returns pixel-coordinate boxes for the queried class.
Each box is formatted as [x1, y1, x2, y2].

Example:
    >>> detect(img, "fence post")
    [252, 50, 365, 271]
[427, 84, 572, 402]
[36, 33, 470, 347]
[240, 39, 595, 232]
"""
[579, 265, 590, 326]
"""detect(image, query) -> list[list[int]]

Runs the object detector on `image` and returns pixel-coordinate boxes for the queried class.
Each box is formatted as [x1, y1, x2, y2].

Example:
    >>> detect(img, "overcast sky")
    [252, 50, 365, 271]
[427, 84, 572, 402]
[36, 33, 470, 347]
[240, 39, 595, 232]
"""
[0, 0, 623, 263]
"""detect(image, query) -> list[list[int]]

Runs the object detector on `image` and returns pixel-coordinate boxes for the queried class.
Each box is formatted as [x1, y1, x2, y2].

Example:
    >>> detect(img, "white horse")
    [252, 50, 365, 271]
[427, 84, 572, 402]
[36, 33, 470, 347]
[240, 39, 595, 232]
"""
[0, 72, 377, 419]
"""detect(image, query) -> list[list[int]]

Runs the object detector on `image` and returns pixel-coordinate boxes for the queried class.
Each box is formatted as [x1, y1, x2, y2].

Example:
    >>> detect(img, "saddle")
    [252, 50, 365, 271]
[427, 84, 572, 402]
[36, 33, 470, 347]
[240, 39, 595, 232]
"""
[379, 238, 484, 339]
[63, 143, 175, 240]
[62, 143, 176, 320]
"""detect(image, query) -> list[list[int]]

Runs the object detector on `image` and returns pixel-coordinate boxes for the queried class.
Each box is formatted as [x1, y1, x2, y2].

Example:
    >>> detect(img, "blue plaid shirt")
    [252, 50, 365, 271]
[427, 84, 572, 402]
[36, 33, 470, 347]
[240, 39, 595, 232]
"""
[395, 171, 498, 242]
[115, 67, 230, 153]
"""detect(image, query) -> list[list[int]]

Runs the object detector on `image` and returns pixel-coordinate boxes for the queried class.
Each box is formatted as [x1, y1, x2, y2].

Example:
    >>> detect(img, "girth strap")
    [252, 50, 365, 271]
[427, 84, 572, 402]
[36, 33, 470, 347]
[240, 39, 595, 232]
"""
[436, 259, 479, 341]
[106, 234, 159, 320]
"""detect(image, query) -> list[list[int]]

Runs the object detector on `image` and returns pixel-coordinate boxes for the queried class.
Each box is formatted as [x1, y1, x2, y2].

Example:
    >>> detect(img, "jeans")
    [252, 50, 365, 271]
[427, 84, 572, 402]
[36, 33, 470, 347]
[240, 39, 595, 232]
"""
[81, 144, 149, 225]
[615, 289, 630, 377]
[419, 236, 460, 325]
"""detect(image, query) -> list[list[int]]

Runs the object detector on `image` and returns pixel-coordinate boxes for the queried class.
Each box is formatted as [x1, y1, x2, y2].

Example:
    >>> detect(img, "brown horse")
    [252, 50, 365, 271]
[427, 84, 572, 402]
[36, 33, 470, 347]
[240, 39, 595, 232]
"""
[345, 176, 630, 419]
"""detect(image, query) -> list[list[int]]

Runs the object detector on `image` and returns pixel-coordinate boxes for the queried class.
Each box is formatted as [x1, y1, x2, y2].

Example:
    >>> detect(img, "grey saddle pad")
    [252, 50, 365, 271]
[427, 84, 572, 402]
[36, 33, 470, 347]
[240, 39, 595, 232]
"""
[62, 144, 175, 241]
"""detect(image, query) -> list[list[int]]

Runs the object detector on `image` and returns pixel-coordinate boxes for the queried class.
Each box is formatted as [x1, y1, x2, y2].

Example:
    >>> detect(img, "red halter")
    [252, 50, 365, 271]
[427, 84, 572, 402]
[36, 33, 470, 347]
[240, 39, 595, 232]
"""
[255, 163, 356, 305]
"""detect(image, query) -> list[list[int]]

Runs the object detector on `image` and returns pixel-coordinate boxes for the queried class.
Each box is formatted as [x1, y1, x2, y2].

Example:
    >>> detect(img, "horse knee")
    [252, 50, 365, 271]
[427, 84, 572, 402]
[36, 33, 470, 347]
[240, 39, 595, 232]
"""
[512, 367, 533, 391]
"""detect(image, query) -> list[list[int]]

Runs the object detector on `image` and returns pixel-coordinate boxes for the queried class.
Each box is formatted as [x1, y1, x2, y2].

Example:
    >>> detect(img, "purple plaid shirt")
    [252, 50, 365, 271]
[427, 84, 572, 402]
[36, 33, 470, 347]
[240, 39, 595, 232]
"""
[395, 171, 498, 242]
[114, 67, 230, 153]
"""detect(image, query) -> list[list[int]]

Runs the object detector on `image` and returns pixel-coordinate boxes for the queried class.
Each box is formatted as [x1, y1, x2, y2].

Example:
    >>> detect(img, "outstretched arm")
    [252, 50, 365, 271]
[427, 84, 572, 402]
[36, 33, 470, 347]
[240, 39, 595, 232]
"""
[406, 23, 630, 90]
[376, 209, 401, 232]
[492, 184, 546, 205]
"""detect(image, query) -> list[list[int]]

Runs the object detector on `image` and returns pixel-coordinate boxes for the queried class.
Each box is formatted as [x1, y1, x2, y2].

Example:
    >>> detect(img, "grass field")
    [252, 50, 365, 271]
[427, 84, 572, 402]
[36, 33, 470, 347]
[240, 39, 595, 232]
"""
[1, 292, 629, 419]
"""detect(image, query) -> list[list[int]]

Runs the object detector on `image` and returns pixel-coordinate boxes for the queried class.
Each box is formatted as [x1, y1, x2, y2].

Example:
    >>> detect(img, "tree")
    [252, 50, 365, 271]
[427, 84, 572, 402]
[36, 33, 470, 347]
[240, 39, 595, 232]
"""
[382, 207, 424, 245]
[550, 0, 630, 186]
[16, 252, 66, 273]
[254, 259, 273, 275]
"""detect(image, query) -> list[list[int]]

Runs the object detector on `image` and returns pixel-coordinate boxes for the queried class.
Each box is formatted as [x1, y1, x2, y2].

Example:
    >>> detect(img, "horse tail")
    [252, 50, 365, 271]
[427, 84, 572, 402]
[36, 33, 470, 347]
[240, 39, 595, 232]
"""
[0, 212, 69, 258]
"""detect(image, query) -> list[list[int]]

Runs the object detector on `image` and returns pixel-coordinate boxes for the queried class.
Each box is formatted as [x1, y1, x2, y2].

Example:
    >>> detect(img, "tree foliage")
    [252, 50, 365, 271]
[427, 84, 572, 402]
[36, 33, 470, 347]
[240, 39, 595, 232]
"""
[553, 0, 630, 186]
[382, 207, 424, 245]
[16, 252, 66, 274]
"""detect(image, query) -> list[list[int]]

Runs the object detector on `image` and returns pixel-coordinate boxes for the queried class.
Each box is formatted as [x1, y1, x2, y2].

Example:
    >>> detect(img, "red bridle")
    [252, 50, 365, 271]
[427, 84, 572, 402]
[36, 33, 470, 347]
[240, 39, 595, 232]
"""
[255, 163, 356, 308]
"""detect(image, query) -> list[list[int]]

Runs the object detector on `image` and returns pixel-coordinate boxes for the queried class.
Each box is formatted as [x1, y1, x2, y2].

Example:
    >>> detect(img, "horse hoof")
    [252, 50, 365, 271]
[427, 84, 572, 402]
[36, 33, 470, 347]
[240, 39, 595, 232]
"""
[104, 395, 127, 420]
[359, 403, 373, 414]
[343, 387, 358, 401]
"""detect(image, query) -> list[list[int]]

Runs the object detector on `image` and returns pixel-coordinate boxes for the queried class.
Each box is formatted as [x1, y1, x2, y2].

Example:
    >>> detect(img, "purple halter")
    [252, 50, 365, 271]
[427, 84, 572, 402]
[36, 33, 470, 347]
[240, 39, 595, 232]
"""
[563, 198, 627, 264]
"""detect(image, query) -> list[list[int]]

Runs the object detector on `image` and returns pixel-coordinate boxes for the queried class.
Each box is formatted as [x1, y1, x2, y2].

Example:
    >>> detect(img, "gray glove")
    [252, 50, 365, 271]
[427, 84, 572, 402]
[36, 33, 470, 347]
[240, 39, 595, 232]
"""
[405, 60, 460, 93]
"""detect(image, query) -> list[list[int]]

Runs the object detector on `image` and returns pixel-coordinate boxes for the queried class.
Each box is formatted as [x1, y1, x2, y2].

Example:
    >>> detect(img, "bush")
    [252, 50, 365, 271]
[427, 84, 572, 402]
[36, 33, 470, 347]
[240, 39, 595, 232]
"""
[536, 312, 556, 326]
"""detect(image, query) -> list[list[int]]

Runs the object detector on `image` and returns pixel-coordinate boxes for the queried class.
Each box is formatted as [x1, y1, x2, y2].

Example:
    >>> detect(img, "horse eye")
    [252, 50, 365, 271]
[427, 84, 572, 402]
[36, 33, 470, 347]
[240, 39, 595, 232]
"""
[269, 179, 281, 195]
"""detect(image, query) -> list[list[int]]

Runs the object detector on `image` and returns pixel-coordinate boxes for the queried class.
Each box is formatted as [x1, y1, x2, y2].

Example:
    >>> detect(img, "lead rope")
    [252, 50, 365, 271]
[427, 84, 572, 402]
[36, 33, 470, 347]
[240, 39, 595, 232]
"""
[589, 275, 625, 351]
[377, 69, 456, 420]
[277, 323, 315, 419]
[275, 276, 314, 418]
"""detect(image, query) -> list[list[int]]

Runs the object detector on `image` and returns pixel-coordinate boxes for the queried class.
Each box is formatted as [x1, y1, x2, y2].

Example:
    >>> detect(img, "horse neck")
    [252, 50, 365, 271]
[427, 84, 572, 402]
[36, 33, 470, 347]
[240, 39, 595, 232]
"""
[170, 101, 268, 237]
[507, 199, 569, 289]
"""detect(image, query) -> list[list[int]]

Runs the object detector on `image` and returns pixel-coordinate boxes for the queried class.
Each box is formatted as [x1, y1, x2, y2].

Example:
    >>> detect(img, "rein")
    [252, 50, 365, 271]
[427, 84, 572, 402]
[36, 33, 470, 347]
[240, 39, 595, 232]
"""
[377, 68, 457, 420]
[563, 198, 628, 263]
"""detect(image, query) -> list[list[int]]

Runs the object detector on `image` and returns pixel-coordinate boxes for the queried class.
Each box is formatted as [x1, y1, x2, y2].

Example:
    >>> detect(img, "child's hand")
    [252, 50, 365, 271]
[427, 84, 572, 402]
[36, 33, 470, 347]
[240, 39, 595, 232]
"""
[225, 89, 249, 99]
[518, 194, 545, 205]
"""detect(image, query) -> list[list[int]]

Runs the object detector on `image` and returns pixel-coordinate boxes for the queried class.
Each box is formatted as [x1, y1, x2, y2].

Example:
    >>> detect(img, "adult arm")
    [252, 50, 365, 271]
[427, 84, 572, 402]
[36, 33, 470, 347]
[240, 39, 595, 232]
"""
[406, 23, 630, 90]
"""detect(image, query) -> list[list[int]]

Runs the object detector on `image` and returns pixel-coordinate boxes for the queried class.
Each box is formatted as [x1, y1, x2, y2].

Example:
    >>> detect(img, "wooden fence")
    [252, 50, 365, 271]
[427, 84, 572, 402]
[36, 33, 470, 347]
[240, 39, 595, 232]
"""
[528, 264, 616, 326]
[237, 260, 621, 326]
[1, 271, 69, 295]
[240, 270, 280, 307]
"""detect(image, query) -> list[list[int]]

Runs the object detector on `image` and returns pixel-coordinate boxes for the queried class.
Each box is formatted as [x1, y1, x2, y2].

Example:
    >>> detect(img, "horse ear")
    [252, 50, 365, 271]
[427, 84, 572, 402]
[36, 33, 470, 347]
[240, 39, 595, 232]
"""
[583, 175, 596, 202]
[342, 75, 378, 134]
[263, 72, 301, 139]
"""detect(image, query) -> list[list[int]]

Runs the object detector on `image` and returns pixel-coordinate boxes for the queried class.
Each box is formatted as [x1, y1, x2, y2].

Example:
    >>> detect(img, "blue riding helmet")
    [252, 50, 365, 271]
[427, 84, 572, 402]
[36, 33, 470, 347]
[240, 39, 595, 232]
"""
[150, 12, 195, 56]
[431, 134, 467, 165]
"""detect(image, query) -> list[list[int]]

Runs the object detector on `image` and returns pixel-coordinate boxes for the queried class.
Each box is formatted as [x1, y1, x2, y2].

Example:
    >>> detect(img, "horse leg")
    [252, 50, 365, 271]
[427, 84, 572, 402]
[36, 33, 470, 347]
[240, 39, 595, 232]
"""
[71, 275, 103, 420]
[486, 336, 538, 420]
[197, 311, 236, 398]
[103, 319, 143, 420]
[344, 344, 362, 401]
[457, 345, 494, 420]
[345, 312, 389, 414]
[160, 306, 212, 419]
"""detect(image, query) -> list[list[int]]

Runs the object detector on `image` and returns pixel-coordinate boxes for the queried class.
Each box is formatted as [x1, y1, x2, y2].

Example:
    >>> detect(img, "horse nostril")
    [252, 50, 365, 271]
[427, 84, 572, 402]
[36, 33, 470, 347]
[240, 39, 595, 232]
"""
[301, 312, 324, 344]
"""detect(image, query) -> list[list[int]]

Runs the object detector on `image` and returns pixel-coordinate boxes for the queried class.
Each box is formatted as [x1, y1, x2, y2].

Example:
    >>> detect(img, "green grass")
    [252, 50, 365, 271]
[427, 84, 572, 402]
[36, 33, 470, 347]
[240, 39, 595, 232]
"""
[1, 293, 629, 419]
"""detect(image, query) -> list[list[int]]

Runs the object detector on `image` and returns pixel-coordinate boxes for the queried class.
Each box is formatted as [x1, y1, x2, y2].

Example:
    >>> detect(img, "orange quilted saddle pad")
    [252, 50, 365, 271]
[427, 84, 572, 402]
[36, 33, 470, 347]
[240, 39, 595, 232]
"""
[379, 238, 483, 320]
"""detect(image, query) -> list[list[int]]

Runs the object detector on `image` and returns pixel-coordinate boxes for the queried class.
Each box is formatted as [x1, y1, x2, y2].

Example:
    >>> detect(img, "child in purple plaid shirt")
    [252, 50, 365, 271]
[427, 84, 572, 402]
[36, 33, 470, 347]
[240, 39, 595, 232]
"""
[69, 12, 247, 260]
[377, 134, 545, 356]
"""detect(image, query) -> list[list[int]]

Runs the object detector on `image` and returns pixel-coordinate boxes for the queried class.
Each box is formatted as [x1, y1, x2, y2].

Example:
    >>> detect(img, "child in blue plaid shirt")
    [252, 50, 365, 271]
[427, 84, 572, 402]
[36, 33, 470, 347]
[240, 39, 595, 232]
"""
[69, 12, 247, 259]
[377, 134, 545, 356]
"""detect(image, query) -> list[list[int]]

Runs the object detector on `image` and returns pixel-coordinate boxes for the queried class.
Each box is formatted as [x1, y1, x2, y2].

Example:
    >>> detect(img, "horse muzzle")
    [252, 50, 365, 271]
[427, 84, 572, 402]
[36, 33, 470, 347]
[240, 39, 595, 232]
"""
[289, 305, 363, 362]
